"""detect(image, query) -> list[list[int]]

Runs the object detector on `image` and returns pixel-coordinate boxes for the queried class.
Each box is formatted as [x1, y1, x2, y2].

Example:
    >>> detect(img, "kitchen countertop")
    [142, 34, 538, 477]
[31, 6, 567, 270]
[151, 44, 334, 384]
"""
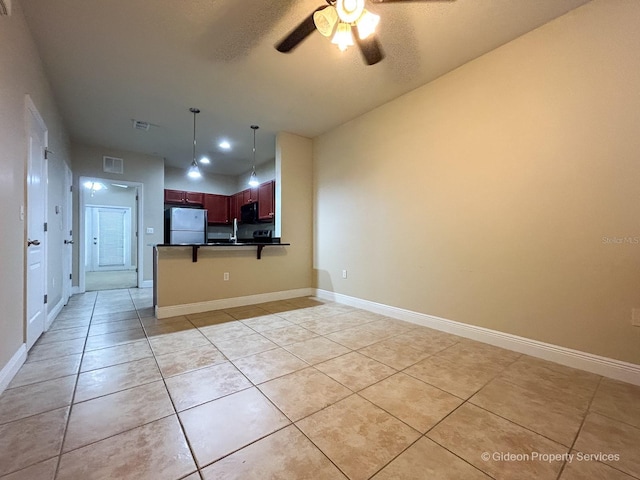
[155, 238, 285, 247]
[154, 238, 289, 261]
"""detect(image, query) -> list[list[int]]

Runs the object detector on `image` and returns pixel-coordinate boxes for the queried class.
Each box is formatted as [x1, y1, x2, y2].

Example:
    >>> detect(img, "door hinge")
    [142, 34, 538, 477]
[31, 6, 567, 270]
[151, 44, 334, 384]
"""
[70, 185, 73, 192]
[44, 222, 48, 232]
[44, 149, 52, 160]
[44, 294, 48, 304]
[69, 274, 72, 280]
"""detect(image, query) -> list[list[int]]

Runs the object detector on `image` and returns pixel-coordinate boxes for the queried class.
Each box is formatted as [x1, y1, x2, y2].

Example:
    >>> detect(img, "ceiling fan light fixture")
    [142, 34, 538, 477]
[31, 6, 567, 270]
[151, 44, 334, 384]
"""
[336, 0, 365, 24]
[356, 9, 380, 40]
[332, 23, 354, 51]
[313, 6, 338, 37]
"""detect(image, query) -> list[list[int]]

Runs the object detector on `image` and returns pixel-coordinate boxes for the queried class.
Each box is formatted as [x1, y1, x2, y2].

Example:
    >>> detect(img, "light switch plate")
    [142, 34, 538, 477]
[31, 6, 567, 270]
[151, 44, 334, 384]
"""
[632, 308, 640, 327]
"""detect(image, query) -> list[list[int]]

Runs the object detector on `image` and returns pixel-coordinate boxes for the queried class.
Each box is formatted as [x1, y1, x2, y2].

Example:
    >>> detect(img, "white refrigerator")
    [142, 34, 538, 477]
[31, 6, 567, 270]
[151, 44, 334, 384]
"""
[165, 207, 207, 244]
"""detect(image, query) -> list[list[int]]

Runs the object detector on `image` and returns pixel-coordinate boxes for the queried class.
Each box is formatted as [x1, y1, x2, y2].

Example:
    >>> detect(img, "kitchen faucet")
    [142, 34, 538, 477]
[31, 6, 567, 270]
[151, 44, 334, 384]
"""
[230, 217, 238, 243]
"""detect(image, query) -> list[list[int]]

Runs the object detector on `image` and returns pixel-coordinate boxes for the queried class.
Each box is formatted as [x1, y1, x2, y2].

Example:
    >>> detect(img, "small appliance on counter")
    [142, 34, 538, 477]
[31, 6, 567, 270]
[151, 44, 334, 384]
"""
[165, 207, 207, 244]
[252, 229, 273, 243]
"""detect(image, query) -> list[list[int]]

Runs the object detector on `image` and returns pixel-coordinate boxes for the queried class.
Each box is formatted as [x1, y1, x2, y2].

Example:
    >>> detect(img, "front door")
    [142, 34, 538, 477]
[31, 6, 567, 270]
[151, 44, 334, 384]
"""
[25, 97, 48, 350]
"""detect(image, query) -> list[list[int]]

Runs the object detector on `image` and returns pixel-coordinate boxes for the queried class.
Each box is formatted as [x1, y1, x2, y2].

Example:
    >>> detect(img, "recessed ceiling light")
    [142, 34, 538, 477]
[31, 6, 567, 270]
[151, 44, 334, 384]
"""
[200, 156, 210, 164]
[219, 140, 231, 150]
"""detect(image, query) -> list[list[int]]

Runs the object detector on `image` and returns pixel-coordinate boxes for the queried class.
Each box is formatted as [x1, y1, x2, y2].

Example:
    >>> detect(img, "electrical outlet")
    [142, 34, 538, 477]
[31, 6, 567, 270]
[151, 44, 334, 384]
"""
[342, 269, 347, 279]
[223, 272, 229, 281]
[146, 227, 154, 234]
[632, 308, 640, 326]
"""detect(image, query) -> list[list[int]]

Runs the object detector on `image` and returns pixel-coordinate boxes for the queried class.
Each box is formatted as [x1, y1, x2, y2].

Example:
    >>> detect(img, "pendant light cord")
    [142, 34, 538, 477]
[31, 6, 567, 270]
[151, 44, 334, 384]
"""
[251, 125, 259, 169]
[192, 110, 197, 164]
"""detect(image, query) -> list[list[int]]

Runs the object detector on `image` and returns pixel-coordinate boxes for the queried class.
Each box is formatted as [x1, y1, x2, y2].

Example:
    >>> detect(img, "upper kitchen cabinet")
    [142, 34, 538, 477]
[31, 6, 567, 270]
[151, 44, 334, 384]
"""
[184, 191, 204, 205]
[231, 192, 243, 222]
[204, 193, 229, 224]
[242, 187, 258, 205]
[164, 189, 204, 206]
[164, 189, 185, 204]
[258, 180, 275, 221]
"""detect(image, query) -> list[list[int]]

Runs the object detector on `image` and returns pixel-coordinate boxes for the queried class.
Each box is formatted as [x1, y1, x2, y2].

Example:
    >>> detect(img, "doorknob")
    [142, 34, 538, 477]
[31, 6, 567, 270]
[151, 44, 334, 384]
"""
[27, 239, 41, 246]
[64, 239, 74, 244]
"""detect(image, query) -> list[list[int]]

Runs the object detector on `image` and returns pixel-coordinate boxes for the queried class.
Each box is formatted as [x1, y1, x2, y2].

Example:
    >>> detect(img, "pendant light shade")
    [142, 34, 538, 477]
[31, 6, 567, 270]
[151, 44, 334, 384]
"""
[187, 107, 202, 179]
[248, 125, 259, 187]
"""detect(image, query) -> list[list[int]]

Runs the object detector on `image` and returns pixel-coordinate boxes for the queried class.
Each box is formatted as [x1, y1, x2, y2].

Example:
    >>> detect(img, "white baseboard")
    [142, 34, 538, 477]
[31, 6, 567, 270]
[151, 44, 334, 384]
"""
[0, 344, 27, 395]
[315, 289, 640, 386]
[71, 286, 83, 295]
[140, 280, 153, 289]
[45, 297, 65, 331]
[156, 288, 315, 319]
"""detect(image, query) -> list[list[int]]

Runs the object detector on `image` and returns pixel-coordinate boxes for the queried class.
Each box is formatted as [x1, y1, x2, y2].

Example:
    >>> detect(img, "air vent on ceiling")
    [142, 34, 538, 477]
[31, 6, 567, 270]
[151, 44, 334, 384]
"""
[0, 0, 11, 16]
[132, 120, 151, 131]
[103, 156, 124, 174]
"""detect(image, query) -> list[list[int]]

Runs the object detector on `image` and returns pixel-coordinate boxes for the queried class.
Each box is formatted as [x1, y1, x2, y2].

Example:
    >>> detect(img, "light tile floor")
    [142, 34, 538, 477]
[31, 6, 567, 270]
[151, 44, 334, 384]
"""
[0, 288, 639, 480]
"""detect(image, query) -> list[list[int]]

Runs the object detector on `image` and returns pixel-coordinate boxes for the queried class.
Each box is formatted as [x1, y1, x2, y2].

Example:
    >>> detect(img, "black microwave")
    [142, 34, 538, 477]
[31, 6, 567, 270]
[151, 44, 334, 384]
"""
[241, 202, 258, 223]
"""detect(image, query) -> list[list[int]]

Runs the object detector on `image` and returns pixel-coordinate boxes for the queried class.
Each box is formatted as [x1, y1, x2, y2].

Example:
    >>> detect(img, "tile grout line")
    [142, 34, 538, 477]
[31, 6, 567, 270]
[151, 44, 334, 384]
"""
[553, 375, 636, 480]
[52, 290, 98, 480]
[135, 288, 202, 480]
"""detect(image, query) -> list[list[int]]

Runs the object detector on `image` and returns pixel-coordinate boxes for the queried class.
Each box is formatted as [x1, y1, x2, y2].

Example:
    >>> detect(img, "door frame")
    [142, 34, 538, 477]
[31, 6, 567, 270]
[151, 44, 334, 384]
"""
[63, 163, 73, 304]
[78, 176, 143, 292]
[24, 95, 48, 349]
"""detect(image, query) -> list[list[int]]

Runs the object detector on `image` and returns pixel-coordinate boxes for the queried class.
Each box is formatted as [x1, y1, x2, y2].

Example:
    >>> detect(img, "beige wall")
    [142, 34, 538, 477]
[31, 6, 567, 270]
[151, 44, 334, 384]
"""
[157, 132, 312, 308]
[236, 160, 276, 192]
[0, 1, 71, 369]
[71, 143, 164, 285]
[164, 166, 237, 196]
[314, 0, 640, 364]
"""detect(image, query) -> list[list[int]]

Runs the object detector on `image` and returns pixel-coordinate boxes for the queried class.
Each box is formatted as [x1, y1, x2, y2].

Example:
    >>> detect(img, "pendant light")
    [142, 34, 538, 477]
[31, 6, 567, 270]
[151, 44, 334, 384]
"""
[248, 125, 259, 187]
[187, 107, 202, 179]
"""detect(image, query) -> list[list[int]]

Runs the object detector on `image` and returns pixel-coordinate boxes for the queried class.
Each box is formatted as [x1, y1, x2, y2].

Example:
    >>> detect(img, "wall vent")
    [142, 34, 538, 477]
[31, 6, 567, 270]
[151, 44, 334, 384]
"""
[0, 0, 11, 16]
[103, 156, 124, 174]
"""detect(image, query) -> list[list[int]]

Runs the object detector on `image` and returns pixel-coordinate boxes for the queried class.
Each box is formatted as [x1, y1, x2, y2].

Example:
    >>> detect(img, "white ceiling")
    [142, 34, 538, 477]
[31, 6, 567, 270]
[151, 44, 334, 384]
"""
[20, 0, 591, 176]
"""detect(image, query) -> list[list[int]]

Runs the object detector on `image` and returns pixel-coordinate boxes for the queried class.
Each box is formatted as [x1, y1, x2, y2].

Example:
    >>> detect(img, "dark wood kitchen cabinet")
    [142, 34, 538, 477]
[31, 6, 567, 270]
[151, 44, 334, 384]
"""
[204, 193, 229, 224]
[242, 187, 258, 205]
[258, 180, 275, 221]
[231, 192, 243, 222]
[184, 191, 204, 205]
[164, 189, 204, 206]
[164, 189, 185, 204]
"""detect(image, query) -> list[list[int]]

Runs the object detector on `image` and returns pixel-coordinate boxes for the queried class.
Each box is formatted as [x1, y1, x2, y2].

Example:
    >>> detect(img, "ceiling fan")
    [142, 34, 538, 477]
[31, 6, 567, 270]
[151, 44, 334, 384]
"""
[275, 0, 454, 66]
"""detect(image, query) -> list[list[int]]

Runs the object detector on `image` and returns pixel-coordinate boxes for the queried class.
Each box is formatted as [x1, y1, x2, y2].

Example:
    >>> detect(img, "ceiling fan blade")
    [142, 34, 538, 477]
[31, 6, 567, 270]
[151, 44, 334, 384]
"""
[352, 26, 385, 66]
[275, 6, 327, 53]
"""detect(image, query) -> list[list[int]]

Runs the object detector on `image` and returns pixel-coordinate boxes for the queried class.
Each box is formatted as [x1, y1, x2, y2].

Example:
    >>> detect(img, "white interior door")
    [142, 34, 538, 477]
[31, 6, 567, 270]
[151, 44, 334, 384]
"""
[63, 164, 73, 303]
[86, 206, 131, 271]
[26, 97, 48, 350]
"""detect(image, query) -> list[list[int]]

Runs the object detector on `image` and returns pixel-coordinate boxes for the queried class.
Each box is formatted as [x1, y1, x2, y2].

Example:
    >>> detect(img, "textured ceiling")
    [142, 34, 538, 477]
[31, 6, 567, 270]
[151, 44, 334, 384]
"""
[20, 0, 591, 175]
